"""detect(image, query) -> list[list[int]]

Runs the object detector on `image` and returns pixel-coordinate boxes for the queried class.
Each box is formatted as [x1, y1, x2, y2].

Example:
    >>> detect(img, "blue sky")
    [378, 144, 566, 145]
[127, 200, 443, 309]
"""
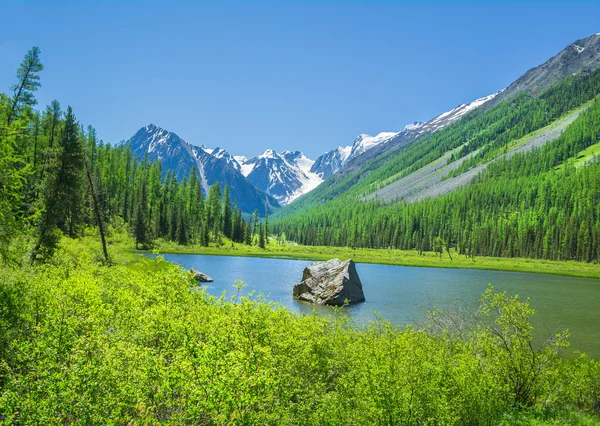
[1, 1, 599, 158]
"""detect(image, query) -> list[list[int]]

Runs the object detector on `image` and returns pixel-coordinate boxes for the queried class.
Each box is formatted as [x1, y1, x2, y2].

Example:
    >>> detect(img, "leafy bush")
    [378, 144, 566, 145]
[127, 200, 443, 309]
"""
[0, 239, 598, 424]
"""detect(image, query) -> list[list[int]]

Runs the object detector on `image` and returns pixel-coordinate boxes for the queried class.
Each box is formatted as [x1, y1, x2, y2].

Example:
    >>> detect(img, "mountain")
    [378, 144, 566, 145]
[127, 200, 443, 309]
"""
[127, 87, 500, 210]
[235, 150, 323, 205]
[127, 124, 279, 214]
[331, 33, 600, 184]
[310, 91, 500, 180]
[310, 132, 398, 179]
[309, 146, 351, 180]
[336, 91, 502, 177]
[127, 34, 600, 214]
[271, 32, 600, 260]
[489, 33, 600, 106]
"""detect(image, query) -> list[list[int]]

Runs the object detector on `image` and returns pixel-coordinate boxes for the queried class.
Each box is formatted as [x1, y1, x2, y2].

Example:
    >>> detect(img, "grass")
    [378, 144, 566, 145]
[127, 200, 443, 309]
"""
[574, 140, 600, 167]
[147, 238, 600, 279]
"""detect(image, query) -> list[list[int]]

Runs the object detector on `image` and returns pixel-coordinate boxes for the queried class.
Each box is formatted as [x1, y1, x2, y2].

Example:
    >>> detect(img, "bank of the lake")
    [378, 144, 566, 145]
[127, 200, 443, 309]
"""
[3, 236, 600, 424]
[150, 239, 600, 279]
[148, 252, 600, 358]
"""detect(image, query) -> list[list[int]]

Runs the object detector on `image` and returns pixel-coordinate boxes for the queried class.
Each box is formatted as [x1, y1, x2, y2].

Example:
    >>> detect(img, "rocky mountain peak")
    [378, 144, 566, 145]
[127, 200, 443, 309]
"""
[489, 32, 600, 106]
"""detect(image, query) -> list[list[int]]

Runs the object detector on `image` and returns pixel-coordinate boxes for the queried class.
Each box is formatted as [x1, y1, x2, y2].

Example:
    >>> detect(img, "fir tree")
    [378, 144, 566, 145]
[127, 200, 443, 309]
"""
[222, 184, 232, 239]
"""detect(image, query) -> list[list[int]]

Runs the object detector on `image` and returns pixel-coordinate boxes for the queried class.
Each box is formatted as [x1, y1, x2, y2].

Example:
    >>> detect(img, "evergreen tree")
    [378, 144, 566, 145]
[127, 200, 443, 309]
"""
[245, 215, 253, 245]
[6, 47, 43, 126]
[264, 203, 269, 246]
[222, 184, 232, 239]
[134, 176, 150, 249]
[206, 183, 222, 241]
[258, 221, 266, 249]
[32, 106, 84, 260]
[252, 209, 259, 244]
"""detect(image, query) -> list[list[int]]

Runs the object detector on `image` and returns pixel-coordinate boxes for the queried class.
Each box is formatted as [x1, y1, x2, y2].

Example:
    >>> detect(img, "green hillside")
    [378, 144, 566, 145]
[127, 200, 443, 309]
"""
[272, 70, 600, 262]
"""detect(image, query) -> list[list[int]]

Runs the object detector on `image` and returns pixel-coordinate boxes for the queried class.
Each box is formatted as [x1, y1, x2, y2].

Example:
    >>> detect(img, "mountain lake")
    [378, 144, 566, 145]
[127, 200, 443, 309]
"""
[146, 253, 600, 357]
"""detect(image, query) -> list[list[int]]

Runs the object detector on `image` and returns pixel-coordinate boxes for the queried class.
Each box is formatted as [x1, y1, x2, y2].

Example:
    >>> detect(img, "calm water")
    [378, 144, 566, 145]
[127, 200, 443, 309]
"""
[151, 253, 600, 357]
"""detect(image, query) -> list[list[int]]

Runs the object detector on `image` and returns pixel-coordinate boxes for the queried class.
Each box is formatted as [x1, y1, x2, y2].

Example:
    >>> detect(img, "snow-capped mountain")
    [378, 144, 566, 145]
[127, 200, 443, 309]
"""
[127, 91, 499, 210]
[349, 132, 399, 159]
[128, 124, 279, 214]
[235, 150, 323, 205]
[310, 131, 399, 179]
[417, 91, 500, 134]
[329, 91, 501, 177]
[309, 146, 351, 180]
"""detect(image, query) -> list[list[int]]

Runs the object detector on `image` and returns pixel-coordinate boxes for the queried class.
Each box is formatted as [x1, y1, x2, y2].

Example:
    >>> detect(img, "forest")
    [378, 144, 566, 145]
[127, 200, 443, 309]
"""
[0, 47, 270, 266]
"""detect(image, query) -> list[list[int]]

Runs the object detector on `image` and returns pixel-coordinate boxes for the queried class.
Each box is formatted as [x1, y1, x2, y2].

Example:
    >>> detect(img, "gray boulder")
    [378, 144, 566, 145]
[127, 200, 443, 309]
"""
[293, 259, 365, 305]
[190, 268, 213, 283]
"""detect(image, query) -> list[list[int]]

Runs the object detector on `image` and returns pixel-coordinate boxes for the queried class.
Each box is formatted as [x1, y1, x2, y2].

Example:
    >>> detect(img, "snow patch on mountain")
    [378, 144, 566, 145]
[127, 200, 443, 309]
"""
[236, 150, 323, 205]
[201, 145, 214, 155]
[423, 91, 501, 132]
[310, 132, 397, 179]
[259, 149, 278, 159]
[349, 132, 398, 160]
[234, 156, 255, 176]
[404, 121, 424, 131]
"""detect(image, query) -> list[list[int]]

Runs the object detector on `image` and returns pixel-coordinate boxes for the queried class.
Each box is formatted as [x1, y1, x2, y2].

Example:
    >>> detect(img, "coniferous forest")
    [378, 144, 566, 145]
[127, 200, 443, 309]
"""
[271, 72, 600, 262]
[1, 48, 269, 265]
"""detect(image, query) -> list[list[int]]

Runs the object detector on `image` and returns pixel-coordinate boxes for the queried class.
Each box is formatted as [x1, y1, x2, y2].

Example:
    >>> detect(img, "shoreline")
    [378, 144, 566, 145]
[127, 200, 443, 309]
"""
[141, 242, 600, 279]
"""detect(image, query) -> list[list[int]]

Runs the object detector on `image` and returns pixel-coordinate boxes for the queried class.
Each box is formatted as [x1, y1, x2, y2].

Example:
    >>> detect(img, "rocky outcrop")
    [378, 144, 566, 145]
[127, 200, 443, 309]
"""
[293, 259, 365, 305]
[190, 268, 213, 283]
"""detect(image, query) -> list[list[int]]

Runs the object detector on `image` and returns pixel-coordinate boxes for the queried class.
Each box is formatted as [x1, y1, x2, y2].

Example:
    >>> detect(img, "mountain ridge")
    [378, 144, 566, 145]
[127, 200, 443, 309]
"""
[127, 124, 279, 214]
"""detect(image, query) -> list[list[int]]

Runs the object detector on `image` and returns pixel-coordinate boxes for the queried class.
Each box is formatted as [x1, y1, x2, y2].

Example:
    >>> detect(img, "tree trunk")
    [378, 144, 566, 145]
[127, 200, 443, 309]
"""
[85, 158, 110, 264]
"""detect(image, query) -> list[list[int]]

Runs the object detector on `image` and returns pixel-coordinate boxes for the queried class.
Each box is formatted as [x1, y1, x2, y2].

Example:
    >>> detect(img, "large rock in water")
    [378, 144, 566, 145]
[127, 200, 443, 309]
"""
[293, 259, 365, 305]
[190, 268, 213, 283]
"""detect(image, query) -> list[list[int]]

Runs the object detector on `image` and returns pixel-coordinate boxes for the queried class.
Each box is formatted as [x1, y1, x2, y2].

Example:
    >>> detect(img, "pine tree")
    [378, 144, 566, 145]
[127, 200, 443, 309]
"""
[206, 183, 222, 241]
[258, 221, 266, 249]
[264, 203, 269, 247]
[57, 107, 85, 237]
[245, 215, 253, 245]
[252, 210, 259, 244]
[222, 184, 232, 239]
[32, 106, 85, 260]
[6, 47, 43, 126]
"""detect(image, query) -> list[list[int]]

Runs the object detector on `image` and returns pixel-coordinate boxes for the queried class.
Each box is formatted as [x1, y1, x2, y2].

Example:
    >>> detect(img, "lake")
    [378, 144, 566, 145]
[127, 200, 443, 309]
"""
[150, 253, 600, 357]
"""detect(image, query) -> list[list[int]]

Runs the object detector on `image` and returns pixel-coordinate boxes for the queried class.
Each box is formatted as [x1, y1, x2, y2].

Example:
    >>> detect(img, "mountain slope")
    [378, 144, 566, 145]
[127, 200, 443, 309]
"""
[272, 94, 600, 262]
[275, 91, 502, 217]
[274, 33, 600, 219]
[128, 125, 279, 214]
[271, 33, 600, 262]
[364, 102, 592, 203]
[309, 94, 500, 183]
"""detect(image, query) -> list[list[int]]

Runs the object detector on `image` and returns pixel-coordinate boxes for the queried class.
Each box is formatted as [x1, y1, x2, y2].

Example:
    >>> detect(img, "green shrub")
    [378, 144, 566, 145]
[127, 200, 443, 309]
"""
[0, 238, 598, 424]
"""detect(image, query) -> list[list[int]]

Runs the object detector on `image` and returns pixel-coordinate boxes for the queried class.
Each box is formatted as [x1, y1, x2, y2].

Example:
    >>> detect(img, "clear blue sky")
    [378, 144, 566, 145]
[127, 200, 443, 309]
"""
[1, 1, 599, 158]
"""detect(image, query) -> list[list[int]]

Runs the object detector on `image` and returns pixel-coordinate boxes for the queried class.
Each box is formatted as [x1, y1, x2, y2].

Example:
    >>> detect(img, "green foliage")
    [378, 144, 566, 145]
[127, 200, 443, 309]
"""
[0, 48, 268, 262]
[0, 239, 598, 424]
[32, 106, 85, 261]
[0, 48, 45, 260]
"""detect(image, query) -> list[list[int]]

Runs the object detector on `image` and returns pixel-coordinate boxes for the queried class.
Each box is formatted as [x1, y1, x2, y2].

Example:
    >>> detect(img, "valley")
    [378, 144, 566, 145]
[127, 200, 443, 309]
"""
[2, 15, 600, 424]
